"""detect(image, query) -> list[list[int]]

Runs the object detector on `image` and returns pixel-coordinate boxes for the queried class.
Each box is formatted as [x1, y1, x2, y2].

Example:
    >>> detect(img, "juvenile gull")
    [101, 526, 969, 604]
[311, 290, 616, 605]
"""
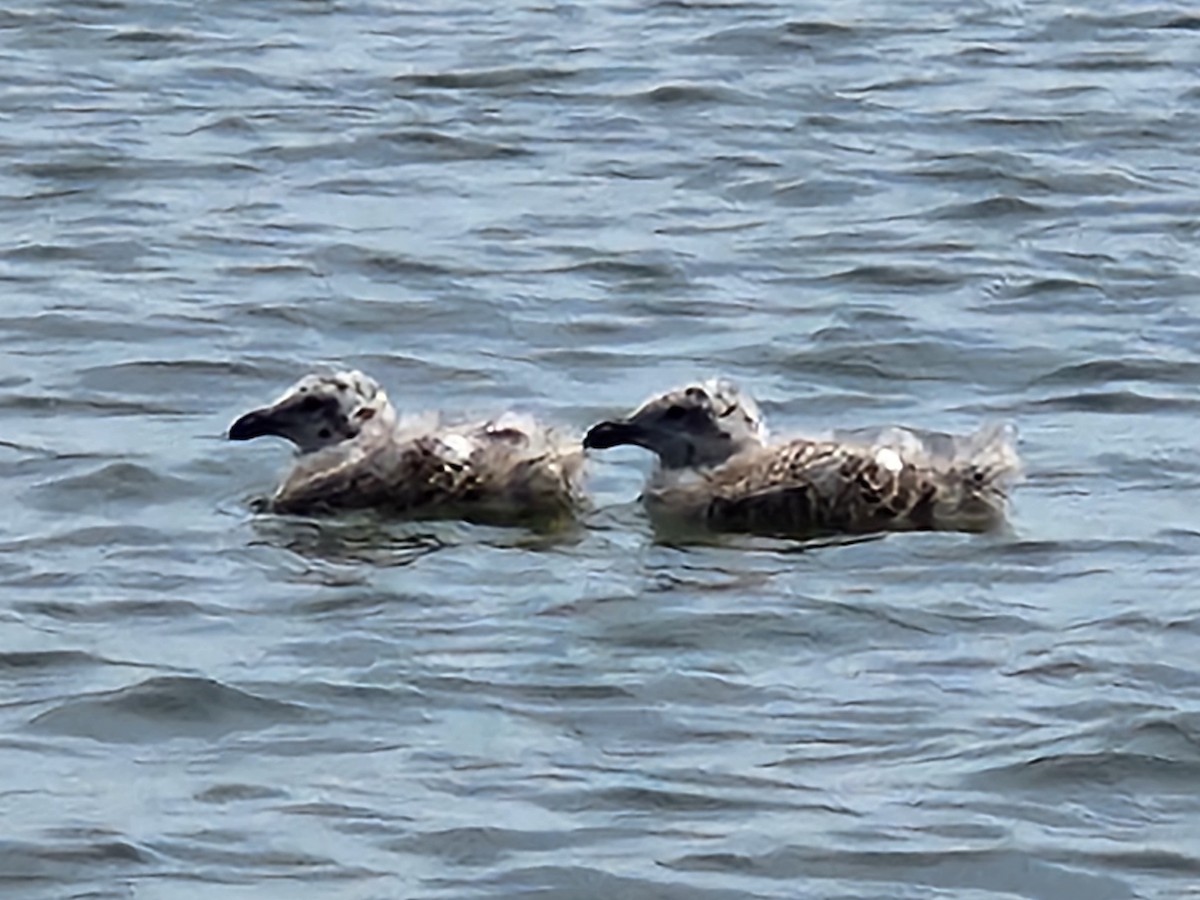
[584, 379, 1019, 537]
[229, 370, 585, 524]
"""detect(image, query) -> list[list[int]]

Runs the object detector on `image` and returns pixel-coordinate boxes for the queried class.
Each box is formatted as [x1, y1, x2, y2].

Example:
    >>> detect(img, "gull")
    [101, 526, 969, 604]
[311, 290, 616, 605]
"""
[584, 379, 1019, 537]
[229, 370, 585, 525]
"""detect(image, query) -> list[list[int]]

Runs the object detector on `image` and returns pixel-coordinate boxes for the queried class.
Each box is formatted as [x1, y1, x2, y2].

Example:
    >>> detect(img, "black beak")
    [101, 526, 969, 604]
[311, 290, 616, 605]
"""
[228, 408, 275, 442]
[583, 420, 640, 450]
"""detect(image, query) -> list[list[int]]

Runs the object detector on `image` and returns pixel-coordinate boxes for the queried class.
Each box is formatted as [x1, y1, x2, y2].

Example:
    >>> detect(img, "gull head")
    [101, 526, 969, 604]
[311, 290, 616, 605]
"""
[228, 369, 395, 453]
[584, 378, 767, 470]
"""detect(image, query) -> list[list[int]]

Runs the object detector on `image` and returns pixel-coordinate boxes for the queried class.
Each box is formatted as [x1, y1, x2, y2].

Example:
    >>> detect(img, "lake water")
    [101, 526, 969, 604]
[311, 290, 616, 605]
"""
[3, 1, 1200, 898]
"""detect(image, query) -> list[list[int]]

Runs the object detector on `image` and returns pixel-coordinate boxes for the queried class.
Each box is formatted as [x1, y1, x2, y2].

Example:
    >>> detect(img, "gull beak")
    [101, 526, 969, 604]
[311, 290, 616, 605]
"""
[583, 419, 641, 450]
[228, 406, 280, 441]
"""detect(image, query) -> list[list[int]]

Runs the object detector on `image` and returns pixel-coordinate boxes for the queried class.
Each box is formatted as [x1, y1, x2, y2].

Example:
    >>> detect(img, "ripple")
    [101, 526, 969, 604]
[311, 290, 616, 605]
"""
[194, 783, 288, 804]
[389, 825, 626, 867]
[1032, 358, 1200, 387]
[695, 20, 860, 56]
[27, 462, 200, 511]
[1029, 390, 1200, 413]
[970, 751, 1200, 793]
[304, 243, 458, 278]
[662, 848, 1134, 899]
[366, 129, 529, 162]
[933, 196, 1049, 219]
[395, 66, 578, 90]
[624, 83, 749, 105]
[28, 676, 310, 742]
[0, 649, 109, 673]
[467, 865, 756, 900]
[821, 264, 965, 287]
[14, 597, 214, 623]
[0, 833, 149, 884]
[106, 28, 195, 44]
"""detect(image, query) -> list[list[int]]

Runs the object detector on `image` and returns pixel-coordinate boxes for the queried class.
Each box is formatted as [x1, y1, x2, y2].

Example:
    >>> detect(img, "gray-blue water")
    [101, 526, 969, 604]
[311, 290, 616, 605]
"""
[3, 2, 1200, 898]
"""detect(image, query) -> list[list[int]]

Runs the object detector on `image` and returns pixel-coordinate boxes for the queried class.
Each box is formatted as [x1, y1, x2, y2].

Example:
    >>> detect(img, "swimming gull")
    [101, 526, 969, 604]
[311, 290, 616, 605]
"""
[583, 378, 1019, 536]
[229, 370, 585, 524]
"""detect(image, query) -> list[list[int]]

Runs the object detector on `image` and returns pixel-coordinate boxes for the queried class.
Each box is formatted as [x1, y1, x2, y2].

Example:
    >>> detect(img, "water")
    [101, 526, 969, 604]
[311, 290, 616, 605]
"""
[2, 1, 1200, 897]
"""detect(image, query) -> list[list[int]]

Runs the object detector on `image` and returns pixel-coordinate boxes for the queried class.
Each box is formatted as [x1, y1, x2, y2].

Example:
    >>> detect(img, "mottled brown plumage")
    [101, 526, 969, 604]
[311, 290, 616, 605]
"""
[230, 371, 584, 525]
[650, 435, 1010, 535]
[585, 380, 1019, 538]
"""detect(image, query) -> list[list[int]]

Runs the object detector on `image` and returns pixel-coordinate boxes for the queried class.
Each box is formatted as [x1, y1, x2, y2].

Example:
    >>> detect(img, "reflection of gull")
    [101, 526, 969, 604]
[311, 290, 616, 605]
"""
[228, 370, 584, 525]
[584, 379, 1020, 536]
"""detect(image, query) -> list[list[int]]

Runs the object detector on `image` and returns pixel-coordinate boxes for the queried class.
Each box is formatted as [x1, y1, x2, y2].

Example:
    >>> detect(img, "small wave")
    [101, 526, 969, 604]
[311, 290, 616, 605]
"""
[395, 66, 577, 90]
[0, 833, 149, 883]
[545, 256, 686, 284]
[907, 153, 1051, 192]
[194, 783, 287, 804]
[540, 784, 790, 814]
[76, 358, 258, 394]
[376, 129, 529, 160]
[17, 153, 130, 182]
[624, 83, 748, 105]
[695, 21, 858, 56]
[767, 177, 873, 208]
[785, 19, 857, 36]
[256, 130, 527, 166]
[14, 597, 212, 623]
[1058, 52, 1168, 72]
[0, 393, 177, 416]
[933, 196, 1048, 219]
[28, 676, 309, 742]
[1032, 358, 1200, 387]
[822, 264, 964, 287]
[662, 847, 1133, 898]
[106, 28, 194, 44]
[1029, 390, 1199, 413]
[306, 243, 457, 278]
[992, 277, 1104, 299]
[390, 826, 625, 867]
[0, 650, 103, 671]
[181, 67, 271, 89]
[27, 462, 199, 512]
[970, 750, 1200, 792]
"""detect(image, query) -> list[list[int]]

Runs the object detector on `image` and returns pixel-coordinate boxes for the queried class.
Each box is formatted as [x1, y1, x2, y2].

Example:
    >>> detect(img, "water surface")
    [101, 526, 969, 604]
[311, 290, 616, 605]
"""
[3, 2, 1200, 898]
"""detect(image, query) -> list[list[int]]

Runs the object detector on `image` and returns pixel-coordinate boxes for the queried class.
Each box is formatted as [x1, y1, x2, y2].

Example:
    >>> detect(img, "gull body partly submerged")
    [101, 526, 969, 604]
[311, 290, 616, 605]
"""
[229, 370, 584, 525]
[584, 379, 1020, 537]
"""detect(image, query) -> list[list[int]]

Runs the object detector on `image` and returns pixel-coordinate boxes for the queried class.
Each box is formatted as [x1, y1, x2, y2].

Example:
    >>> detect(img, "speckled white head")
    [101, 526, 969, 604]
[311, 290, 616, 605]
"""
[584, 378, 768, 469]
[228, 369, 395, 453]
